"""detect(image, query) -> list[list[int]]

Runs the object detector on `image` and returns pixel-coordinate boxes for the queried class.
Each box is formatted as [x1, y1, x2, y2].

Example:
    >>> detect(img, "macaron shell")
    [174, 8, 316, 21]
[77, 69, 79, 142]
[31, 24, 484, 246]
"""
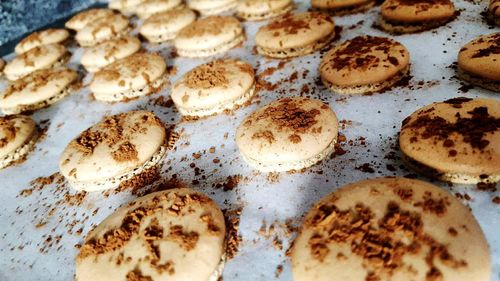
[172, 59, 255, 111]
[76, 188, 226, 281]
[490, 0, 500, 16]
[109, 0, 145, 10]
[312, 0, 373, 9]
[15, 28, 69, 54]
[188, 0, 237, 12]
[0, 115, 37, 158]
[457, 33, 500, 81]
[140, 8, 197, 41]
[381, 0, 455, 23]
[292, 177, 491, 281]
[75, 14, 129, 46]
[59, 111, 166, 183]
[237, 0, 292, 14]
[255, 12, 335, 50]
[90, 53, 166, 96]
[81, 36, 141, 72]
[135, 0, 183, 19]
[4, 44, 67, 80]
[65, 9, 116, 31]
[0, 68, 77, 109]
[236, 97, 338, 165]
[320, 36, 410, 87]
[174, 16, 243, 52]
[399, 98, 500, 177]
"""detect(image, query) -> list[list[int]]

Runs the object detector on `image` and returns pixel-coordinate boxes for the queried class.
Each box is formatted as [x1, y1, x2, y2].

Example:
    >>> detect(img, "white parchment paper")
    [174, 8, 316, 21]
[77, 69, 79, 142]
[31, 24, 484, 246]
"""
[0, 1, 499, 280]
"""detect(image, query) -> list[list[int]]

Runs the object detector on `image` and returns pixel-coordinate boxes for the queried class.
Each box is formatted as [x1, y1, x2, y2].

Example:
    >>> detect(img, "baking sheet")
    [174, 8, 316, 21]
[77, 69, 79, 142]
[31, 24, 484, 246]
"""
[0, 1, 499, 280]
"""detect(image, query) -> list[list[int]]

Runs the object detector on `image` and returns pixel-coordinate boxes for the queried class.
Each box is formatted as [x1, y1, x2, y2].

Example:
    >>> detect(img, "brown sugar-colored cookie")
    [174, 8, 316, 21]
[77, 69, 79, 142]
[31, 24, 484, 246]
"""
[255, 12, 336, 58]
[59, 111, 174, 191]
[457, 33, 500, 92]
[236, 97, 339, 172]
[379, 0, 456, 33]
[291, 177, 491, 281]
[312, 0, 375, 16]
[76, 188, 227, 281]
[320, 36, 410, 95]
[399, 97, 500, 184]
[488, 0, 500, 25]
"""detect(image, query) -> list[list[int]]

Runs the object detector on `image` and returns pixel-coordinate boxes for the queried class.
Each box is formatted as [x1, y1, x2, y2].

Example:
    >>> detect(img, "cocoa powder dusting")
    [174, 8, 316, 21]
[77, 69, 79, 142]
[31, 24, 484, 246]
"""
[166, 225, 199, 251]
[184, 60, 229, 89]
[257, 98, 320, 133]
[112, 141, 138, 162]
[306, 200, 466, 280]
[403, 98, 500, 151]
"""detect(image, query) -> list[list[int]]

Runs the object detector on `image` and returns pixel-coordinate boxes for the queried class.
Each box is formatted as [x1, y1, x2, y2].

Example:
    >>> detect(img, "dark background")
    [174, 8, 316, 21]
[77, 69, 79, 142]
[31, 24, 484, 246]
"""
[0, 0, 102, 54]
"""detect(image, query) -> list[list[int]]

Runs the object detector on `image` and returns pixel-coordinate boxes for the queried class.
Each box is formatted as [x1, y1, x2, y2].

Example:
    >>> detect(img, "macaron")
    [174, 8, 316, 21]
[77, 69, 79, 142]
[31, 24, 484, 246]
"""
[0, 58, 5, 75]
[0, 115, 39, 169]
[109, 0, 146, 15]
[135, 0, 183, 19]
[59, 111, 172, 191]
[3, 43, 69, 81]
[236, 0, 294, 21]
[255, 12, 336, 58]
[75, 14, 130, 47]
[236, 97, 339, 172]
[380, 0, 456, 33]
[90, 53, 167, 102]
[312, 0, 375, 16]
[0, 68, 78, 115]
[320, 36, 410, 95]
[76, 188, 226, 281]
[291, 177, 491, 281]
[188, 0, 238, 15]
[457, 33, 500, 92]
[65, 8, 116, 31]
[14, 28, 69, 54]
[172, 59, 256, 118]
[489, 0, 500, 25]
[174, 16, 244, 58]
[81, 36, 141, 73]
[140, 8, 197, 43]
[399, 97, 500, 184]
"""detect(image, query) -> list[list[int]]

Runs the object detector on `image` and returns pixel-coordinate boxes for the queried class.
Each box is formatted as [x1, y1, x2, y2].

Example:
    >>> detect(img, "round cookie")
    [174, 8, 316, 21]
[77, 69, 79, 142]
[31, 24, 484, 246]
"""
[0, 58, 4, 75]
[75, 188, 226, 281]
[81, 36, 141, 73]
[135, 0, 183, 19]
[174, 16, 244, 58]
[59, 111, 173, 191]
[172, 59, 256, 118]
[90, 53, 167, 102]
[255, 12, 336, 58]
[399, 97, 500, 184]
[291, 177, 491, 281]
[75, 14, 130, 47]
[15, 28, 69, 54]
[489, 0, 500, 25]
[3, 43, 69, 81]
[236, 97, 339, 172]
[320, 36, 410, 95]
[109, 0, 146, 15]
[457, 33, 500, 92]
[236, 0, 294, 21]
[0, 115, 39, 169]
[188, 0, 238, 15]
[380, 0, 456, 33]
[65, 8, 116, 31]
[0, 68, 78, 115]
[140, 8, 196, 43]
[312, 0, 375, 16]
